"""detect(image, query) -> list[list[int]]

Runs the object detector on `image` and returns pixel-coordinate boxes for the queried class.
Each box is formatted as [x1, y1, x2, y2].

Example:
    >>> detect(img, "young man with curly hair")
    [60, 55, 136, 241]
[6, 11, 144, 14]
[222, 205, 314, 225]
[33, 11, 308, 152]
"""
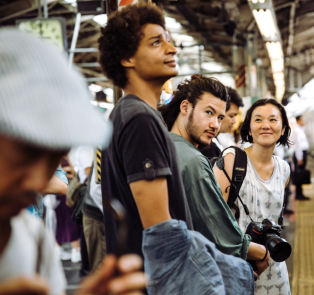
[98, 5, 256, 295]
[98, 4, 193, 257]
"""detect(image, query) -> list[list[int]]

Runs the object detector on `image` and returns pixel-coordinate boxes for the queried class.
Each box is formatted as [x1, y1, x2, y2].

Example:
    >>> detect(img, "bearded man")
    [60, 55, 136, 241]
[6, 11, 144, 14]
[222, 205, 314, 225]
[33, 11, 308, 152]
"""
[159, 75, 271, 275]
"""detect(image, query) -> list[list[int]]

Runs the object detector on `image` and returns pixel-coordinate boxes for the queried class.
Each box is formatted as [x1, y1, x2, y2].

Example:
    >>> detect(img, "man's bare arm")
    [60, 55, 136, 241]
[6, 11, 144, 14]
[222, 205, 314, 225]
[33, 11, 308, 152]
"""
[42, 175, 68, 195]
[129, 177, 171, 229]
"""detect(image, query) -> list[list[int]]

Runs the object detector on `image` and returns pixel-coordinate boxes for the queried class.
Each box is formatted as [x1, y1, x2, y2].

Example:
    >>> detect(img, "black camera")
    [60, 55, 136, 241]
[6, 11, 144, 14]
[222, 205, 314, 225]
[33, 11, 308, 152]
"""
[245, 218, 292, 264]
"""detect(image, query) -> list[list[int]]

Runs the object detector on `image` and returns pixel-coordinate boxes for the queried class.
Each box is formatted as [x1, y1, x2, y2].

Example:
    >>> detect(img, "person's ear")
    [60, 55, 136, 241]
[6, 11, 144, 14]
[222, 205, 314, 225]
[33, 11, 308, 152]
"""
[248, 130, 252, 136]
[281, 126, 286, 136]
[121, 57, 135, 68]
[180, 100, 189, 116]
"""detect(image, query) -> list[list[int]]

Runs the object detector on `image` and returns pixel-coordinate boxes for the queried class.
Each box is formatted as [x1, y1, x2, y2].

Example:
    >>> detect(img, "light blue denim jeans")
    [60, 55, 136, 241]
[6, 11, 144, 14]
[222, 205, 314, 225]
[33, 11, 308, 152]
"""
[143, 220, 254, 295]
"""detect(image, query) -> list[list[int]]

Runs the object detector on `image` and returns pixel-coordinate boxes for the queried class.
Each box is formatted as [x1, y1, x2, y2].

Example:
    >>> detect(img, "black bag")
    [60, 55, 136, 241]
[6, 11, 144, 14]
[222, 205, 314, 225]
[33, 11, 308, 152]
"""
[71, 186, 87, 225]
[292, 169, 311, 185]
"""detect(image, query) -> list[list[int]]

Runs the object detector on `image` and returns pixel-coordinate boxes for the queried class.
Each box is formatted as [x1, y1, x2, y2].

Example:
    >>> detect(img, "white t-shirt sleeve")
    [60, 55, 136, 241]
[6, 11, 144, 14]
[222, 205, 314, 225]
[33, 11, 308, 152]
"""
[0, 211, 66, 295]
[76, 146, 93, 183]
[40, 226, 67, 295]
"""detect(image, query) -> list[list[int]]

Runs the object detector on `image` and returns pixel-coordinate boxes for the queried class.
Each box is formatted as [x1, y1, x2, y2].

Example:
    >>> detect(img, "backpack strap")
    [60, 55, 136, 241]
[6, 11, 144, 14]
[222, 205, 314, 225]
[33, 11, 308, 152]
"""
[216, 146, 250, 220]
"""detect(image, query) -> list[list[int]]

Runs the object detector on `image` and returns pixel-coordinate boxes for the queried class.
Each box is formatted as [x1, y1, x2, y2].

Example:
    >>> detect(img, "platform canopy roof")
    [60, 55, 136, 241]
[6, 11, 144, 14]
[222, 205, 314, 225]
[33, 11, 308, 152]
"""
[1, 0, 314, 100]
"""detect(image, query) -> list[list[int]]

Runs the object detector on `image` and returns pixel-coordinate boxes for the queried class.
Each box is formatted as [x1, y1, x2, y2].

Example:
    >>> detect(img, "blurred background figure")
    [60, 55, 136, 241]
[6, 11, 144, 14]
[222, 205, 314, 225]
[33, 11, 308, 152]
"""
[54, 157, 83, 263]
[291, 115, 310, 200]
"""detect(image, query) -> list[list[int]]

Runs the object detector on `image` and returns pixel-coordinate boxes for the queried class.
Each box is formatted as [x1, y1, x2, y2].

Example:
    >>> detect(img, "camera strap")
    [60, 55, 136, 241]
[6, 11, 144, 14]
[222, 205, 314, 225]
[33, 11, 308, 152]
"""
[216, 146, 253, 222]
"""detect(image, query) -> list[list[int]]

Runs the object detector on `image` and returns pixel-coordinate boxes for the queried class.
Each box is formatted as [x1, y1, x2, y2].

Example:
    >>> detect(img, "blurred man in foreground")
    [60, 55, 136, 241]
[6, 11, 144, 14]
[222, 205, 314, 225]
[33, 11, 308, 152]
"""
[0, 28, 146, 295]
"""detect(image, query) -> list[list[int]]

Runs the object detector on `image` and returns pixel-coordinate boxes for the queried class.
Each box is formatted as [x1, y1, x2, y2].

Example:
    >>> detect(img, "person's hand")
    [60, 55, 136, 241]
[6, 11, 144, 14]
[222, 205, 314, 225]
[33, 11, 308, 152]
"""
[76, 254, 147, 295]
[297, 160, 304, 166]
[0, 276, 49, 295]
[255, 250, 270, 275]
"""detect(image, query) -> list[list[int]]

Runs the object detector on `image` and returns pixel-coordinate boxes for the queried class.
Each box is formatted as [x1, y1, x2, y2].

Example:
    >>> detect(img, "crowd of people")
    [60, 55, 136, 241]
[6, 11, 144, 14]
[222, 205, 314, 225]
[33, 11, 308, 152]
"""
[0, 3, 311, 295]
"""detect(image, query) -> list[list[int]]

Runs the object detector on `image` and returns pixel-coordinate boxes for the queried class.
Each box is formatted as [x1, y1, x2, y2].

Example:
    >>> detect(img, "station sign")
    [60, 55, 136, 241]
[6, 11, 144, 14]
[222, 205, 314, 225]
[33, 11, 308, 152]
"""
[118, 0, 138, 7]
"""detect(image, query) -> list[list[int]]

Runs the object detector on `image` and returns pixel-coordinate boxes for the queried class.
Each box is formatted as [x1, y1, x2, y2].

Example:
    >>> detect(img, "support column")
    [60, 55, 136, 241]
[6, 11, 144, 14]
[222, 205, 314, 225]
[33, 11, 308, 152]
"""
[234, 39, 247, 98]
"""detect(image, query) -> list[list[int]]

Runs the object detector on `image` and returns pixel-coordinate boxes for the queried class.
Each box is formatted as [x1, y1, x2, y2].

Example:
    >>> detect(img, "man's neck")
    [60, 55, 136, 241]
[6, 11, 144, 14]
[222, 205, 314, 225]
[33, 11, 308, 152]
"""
[171, 117, 198, 148]
[124, 78, 164, 109]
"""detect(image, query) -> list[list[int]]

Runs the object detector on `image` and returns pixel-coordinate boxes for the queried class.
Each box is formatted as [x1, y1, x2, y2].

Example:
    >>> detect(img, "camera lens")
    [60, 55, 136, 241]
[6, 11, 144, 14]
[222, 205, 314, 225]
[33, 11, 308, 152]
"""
[264, 234, 292, 262]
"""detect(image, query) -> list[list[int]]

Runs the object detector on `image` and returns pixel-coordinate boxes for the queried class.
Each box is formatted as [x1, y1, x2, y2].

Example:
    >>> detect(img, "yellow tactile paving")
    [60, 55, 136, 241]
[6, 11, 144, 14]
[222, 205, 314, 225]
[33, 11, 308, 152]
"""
[292, 184, 314, 295]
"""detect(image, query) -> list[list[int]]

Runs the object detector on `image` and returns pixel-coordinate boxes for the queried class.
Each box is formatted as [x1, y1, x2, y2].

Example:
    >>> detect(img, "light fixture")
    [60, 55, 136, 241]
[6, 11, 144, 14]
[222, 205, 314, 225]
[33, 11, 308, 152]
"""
[273, 72, 284, 81]
[266, 42, 283, 60]
[93, 14, 107, 26]
[271, 59, 284, 73]
[274, 79, 285, 87]
[253, 9, 277, 38]
[250, 0, 266, 2]
[165, 17, 182, 30]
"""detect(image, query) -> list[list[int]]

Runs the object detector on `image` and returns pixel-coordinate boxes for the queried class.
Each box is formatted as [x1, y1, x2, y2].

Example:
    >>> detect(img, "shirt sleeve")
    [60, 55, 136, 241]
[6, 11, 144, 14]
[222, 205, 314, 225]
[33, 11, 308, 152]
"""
[54, 165, 68, 185]
[77, 146, 94, 170]
[119, 114, 172, 184]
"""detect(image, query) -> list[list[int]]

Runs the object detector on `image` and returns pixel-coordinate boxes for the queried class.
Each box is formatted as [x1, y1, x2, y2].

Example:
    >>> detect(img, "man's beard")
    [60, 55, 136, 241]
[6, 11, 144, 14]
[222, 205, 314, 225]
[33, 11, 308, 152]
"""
[185, 109, 211, 148]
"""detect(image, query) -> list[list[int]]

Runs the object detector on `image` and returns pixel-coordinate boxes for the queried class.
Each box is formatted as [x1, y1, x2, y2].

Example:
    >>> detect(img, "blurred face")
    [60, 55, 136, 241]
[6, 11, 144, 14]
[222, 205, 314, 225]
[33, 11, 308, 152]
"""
[297, 116, 306, 126]
[0, 135, 66, 221]
[185, 93, 226, 147]
[220, 102, 239, 133]
[127, 24, 178, 82]
[249, 104, 285, 148]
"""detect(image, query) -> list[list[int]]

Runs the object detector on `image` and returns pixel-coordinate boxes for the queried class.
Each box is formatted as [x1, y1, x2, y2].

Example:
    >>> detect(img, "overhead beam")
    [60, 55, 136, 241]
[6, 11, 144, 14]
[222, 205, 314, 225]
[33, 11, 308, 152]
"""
[0, 0, 55, 22]
[286, 0, 299, 56]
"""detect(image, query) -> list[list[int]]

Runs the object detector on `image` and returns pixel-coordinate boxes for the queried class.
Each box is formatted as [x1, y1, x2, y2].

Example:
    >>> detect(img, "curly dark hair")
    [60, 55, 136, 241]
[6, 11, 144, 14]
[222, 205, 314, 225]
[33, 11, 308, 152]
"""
[159, 74, 230, 131]
[241, 98, 291, 147]
[98, 5, 165, 89]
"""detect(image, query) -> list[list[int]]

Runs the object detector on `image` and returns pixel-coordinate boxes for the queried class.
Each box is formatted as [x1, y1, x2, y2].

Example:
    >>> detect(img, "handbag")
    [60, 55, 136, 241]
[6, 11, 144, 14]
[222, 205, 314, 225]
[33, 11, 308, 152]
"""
[71, 186, 87, 225]
[292, 169, 311, 185]
[66, 174, 86, 208]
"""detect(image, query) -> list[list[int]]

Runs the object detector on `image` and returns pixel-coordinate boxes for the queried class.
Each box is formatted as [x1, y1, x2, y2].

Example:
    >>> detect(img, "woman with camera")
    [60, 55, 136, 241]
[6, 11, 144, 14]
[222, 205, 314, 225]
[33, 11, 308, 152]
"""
[214, 98, 291, 294]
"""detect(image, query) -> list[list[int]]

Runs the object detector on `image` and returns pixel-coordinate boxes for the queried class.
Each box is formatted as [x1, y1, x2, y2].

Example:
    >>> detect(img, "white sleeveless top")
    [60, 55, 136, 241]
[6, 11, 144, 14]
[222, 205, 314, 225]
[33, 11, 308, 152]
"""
[222, 148, 291, 295]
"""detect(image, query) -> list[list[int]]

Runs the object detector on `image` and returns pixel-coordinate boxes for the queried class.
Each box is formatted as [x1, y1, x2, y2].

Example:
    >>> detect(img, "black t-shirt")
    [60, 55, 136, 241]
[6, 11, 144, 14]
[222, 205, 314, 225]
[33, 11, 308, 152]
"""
[200, 141, 222, 159]
[101, 94, 193, 257]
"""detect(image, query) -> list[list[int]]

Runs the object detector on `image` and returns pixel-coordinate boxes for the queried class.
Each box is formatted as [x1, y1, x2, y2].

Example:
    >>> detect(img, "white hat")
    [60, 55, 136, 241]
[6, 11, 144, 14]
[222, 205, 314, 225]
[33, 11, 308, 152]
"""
[0, 28, 112, 149]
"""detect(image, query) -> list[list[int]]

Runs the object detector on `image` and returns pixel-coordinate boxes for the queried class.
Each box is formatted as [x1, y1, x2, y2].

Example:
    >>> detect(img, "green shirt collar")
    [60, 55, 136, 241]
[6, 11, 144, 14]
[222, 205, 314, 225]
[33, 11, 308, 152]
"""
[169, 132, 198, 151]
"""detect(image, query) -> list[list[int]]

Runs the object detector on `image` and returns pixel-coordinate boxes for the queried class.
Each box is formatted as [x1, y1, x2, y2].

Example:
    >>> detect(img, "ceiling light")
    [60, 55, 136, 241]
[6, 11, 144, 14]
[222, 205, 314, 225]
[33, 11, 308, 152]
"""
[165, 17, 182, 30]
[266, 42, 283, 60]
[274, 79, 285, 87]
[273, 72, 284, 81]
[271, 59, 284, 73]
[93, 14, 107, 26]
[253, 9, 277, 38]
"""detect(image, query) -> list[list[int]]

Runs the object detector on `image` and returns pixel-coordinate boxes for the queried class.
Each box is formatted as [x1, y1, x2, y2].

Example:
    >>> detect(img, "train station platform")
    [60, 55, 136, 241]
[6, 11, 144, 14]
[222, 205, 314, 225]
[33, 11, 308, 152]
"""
[288, 156, 314, 295]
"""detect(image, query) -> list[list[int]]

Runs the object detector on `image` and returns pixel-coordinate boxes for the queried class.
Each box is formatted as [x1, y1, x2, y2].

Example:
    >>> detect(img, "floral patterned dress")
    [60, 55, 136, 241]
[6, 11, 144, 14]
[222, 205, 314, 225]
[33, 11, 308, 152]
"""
[223, 148, 291, 295]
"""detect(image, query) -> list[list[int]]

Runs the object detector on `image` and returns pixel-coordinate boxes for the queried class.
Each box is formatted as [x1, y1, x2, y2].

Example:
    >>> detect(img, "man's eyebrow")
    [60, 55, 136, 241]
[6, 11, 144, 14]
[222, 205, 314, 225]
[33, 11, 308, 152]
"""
[148, 34, 162, 41]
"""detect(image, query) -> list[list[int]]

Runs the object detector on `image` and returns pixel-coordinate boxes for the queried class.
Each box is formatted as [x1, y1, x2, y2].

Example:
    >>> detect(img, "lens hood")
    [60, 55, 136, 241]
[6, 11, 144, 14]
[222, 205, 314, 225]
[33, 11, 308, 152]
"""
[264, 234, 292, 262]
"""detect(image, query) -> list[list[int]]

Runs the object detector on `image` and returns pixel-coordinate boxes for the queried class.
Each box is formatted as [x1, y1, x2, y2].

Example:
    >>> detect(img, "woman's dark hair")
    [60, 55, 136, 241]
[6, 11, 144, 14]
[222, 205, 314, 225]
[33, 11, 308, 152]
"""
[159, 74, 229, 131]
[98, 5, 165, 89]
[240, 98, 291, 147]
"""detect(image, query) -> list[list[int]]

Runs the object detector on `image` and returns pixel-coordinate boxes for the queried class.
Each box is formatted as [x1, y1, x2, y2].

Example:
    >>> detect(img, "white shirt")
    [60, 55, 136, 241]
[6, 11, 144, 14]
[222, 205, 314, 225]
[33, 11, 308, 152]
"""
[76, 146, 93, 183]
[0, 211, 66, 295]
[291, 124, 309, 160]
[217, 133, 236, 150]
[89, 167, 103, 213]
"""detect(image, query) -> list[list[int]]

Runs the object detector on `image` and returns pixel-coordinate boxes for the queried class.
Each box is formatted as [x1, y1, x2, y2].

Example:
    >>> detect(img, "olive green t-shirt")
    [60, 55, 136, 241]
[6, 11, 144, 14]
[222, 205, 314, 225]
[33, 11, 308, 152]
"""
[169, 132, 250, 260]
